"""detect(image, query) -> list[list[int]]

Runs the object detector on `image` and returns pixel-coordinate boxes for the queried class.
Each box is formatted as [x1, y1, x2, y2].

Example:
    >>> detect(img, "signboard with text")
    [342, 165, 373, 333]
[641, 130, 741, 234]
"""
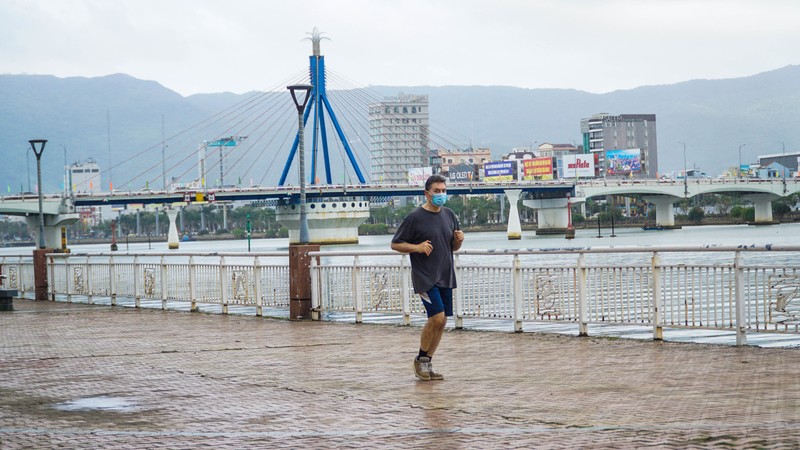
[447, 164, 474, 182]
[407, 167, 433, 186]
[483, 161, 515, 182]
[519, 157, 554, 181]
[561, 154, 596, 178]
[605, 149, 642, 176]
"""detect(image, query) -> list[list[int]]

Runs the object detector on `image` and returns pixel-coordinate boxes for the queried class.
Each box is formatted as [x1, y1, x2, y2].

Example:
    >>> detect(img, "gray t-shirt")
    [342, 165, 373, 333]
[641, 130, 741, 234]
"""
[391, 206, 460, 294]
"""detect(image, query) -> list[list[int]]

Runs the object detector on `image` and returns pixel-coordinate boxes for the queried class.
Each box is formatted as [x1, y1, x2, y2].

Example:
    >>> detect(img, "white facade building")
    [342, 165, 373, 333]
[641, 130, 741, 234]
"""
[369, 94, 430, 184]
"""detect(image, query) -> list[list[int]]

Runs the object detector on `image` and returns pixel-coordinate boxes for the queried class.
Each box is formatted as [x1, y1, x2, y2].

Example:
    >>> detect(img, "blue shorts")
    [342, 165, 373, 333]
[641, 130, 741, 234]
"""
[420, 286, 453, 318]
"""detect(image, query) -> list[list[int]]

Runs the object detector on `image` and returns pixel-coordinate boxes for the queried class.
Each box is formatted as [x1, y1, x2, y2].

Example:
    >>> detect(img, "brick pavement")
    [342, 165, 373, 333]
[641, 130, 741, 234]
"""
[1, 299, 799, 449]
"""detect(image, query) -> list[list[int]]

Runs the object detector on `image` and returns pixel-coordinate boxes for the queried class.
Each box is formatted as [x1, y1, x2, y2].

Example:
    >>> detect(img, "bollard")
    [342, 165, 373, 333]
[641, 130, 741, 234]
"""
[289, 243, 320, 320]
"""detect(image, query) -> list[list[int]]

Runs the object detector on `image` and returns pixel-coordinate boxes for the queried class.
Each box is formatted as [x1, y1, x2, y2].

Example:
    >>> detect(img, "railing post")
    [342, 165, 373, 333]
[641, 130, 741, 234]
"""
[49, 255, 55, 301]
[652, 251, 663, 341]
[513, 254, 523, 332]
[134, 255, 140, 308]
[310, 256, 319, 320]
[86, 255, 93, 304]
[454, 254, 464, 329]
[65, 255, 71, 303]
[578, 253, 588, 336]
[734, 251, 747, 346]
[189, 256, 197, 312]
[160, 255, 168, 310]
[353, 255, 362, 323]
[254, 256, 263, 317]
[220, 255, 228, 314]
[109, 255, 116, 306]
[400, 254, 411, 326]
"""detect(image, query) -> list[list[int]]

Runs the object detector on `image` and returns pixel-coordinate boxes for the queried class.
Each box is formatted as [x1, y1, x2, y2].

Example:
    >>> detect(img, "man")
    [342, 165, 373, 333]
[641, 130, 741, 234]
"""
[391, 174, 464, 381]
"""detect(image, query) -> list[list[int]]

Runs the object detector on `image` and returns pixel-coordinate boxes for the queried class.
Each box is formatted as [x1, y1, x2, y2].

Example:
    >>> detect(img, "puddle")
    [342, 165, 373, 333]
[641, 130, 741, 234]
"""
[53, 396, 139, 412]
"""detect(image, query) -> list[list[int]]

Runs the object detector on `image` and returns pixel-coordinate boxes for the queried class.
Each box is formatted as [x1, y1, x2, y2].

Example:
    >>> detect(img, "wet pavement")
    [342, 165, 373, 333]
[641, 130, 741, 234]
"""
[1, 298, 799, 449]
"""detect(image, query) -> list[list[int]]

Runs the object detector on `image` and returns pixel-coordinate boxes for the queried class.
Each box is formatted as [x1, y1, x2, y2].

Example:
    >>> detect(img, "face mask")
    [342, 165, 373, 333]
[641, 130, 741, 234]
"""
[431, 193, 447, 207]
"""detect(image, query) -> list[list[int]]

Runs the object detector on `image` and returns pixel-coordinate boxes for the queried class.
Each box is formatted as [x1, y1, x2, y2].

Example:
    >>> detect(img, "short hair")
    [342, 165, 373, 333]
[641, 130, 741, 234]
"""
[425, 174, 447, 191]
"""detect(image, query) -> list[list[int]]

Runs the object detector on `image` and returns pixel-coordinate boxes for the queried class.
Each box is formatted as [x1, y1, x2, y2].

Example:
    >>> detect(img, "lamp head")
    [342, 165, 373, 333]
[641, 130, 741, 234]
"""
[29, 139, 48, 157]
[287, 84, 313, 113]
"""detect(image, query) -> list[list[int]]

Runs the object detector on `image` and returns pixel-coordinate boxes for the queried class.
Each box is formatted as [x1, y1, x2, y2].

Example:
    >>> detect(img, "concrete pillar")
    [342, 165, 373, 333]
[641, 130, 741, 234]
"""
[523, 198, 570, 234]
[504, 189, 522, 240]
[643, 195, 681, 227]
[743, 193, 779, 224]
[26, 214, 78, 249]
[289, 243, 320, 320]
[166, 209, 179, 250]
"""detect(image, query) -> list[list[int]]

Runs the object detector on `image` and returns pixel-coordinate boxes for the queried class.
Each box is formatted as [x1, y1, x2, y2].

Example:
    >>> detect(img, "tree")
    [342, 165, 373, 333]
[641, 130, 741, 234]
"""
[687, 206, 705, 223]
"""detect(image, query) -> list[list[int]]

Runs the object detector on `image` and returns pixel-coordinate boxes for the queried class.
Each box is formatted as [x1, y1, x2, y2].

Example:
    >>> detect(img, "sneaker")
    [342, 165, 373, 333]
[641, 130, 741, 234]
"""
[413, 356, 431, 381]
[428, 362, 444, 381]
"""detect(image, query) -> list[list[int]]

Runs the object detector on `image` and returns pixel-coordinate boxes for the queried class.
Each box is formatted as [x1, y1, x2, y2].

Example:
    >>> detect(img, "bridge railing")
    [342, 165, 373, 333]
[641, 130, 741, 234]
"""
[310, 245, 800, 346]
[34, 252, 291, 314]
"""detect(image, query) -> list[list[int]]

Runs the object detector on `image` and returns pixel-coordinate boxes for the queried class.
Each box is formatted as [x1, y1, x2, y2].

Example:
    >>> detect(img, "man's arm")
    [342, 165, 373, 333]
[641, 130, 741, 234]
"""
[451, 230, 464, 252]
[391, 241, 433, 256]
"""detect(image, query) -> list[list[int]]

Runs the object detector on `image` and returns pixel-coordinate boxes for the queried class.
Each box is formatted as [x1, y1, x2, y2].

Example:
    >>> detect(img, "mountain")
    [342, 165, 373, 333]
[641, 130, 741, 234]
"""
[1, 66, 798, 192]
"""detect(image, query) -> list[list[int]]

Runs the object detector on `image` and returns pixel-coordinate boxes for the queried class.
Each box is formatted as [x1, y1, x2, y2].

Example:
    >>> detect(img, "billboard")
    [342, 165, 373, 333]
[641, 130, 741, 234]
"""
[483, 161, 515, 182]
[519, 157, 554, 181]
[407, 167, 433, 186]
[447, 164, 474, 182]
[561, 154, 596, 178]
[605, 149, 642, 176]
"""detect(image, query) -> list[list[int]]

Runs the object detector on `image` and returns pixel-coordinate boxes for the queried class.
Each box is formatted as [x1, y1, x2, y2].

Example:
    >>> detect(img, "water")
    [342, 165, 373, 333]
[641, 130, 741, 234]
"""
[3, 222, 799, 256]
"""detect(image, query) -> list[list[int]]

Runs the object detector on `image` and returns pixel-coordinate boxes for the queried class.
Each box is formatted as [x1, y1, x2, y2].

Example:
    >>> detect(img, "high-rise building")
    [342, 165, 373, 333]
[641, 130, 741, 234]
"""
[369, 94, 430, 184]
[580, 113, 658, 178]
[68, 158, 101, 193]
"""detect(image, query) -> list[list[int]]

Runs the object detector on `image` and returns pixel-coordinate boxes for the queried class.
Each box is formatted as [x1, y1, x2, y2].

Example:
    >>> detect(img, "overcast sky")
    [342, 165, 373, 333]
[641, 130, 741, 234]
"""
[1, 0, 799, 96]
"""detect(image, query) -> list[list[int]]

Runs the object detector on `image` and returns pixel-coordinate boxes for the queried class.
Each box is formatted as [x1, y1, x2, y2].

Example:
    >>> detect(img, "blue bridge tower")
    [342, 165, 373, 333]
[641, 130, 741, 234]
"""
[278, 28, 366, 186]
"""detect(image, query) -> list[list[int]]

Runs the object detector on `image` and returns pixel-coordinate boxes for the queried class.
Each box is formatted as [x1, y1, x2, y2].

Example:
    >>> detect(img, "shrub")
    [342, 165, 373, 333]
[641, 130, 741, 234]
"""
[687, 206, 705, 223]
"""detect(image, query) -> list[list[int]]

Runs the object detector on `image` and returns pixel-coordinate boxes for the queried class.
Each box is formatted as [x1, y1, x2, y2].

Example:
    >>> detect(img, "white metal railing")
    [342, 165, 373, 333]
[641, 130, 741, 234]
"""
[0, 255, 34, 293]
[40, 252, 290, 315]
[310, 245, 800, 346]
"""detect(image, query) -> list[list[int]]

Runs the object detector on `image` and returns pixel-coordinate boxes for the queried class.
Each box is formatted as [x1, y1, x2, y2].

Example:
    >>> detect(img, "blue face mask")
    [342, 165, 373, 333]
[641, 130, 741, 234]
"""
[431, 193, 447, 207]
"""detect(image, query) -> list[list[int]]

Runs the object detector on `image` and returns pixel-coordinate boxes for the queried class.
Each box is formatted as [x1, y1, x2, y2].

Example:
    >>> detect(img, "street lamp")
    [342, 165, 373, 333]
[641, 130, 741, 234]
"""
[28, 139, 47, 249]
[679, 141, 687, 197]
[287, 84, 313, 244]
[780, 141, 787, 192]
[738, 143, 746, 179]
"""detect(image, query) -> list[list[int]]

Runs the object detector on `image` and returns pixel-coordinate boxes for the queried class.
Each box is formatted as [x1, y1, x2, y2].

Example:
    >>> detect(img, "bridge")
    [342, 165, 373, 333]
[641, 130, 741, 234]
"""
[1, 177, 798, 248]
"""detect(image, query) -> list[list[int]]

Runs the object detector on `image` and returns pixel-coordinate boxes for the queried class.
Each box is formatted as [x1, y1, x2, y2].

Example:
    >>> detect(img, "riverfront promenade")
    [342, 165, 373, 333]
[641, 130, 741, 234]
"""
[1, 299, 799, 449]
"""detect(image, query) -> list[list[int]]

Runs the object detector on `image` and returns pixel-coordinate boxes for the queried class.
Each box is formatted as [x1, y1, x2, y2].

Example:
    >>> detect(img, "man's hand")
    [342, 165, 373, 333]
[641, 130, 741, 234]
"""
[454, 230, 464, 244]
[416, 240, 433, 256]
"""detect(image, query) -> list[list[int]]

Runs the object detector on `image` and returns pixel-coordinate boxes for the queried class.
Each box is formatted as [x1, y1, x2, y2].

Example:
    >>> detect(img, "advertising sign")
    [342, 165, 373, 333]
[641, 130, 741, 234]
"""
[483, 161, 515, 182]
[407, 167, 433, 186]
[605, 149, 642, 175]
[519, 157, 554, 181]
[447, 164, 474, 182]
[561, 154, 596, 178]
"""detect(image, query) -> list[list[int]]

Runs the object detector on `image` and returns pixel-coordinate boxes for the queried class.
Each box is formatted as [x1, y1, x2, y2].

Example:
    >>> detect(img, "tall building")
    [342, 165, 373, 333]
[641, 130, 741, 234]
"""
[580, 113, 658, 178]
[68, 158, 101, 193]
[369, 94, 430, 184]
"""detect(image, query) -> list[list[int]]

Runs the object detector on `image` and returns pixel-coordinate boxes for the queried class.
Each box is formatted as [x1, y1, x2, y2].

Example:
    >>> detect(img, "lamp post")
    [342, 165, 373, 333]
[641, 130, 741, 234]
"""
[738, 143, 746, 179]
[28, 139, 48, 249]
[287, 84, 313, 244]
[780, 141, 786, 192]
[679, 141, 687, 197]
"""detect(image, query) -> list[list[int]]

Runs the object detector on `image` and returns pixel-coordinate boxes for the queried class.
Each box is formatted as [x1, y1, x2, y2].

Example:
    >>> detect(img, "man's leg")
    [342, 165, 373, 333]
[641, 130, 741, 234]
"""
[420, 312, 447, 356]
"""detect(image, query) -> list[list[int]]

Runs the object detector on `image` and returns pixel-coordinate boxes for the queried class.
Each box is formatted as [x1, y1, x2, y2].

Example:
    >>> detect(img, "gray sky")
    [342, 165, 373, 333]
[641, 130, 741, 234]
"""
[2, 0, 799, 96]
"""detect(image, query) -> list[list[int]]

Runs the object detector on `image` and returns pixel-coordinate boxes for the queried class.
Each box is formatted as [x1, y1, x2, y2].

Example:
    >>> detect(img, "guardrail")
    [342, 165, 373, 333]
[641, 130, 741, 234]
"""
[310, 245, 800, 346]
[1, 252, 291, 315]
